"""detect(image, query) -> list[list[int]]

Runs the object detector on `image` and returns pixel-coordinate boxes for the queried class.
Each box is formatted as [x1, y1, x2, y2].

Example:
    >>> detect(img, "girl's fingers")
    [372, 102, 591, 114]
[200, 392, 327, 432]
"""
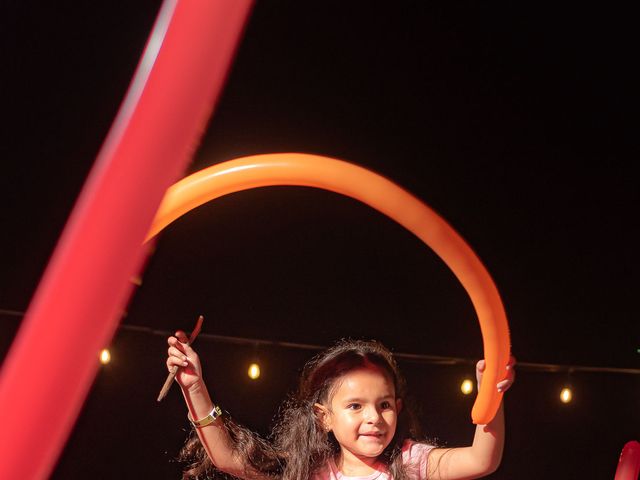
[497, 355, 516, 392]
[473, 356, 516, 392]
[169, 332, 198, 356]
[166, 335, 199, 362]
[475, 360, 486, 387]
[168, 346, 188, 362]
[165, 334, 200, 377]
[497, 372, 514, 390]
[497, 378, 512, 392]
[167, 335, 197, 356]
[167, 349, 190, 367]
[167, 356, 189, 369]
[167, 337, 187, 355]
[505, 355, 516, 380]
[175, 330, 189, 344]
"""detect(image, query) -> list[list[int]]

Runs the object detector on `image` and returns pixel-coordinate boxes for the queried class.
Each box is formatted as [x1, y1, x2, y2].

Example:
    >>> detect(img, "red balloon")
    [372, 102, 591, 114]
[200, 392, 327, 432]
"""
[615, 441, 640, 480]
[0, 1, 252, 478]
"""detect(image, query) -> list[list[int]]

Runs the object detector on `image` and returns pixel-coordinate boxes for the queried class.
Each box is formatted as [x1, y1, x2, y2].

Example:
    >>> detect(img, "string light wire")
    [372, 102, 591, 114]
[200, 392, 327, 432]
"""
[114, 322, 640, 375]
[1, 309, 638, 376]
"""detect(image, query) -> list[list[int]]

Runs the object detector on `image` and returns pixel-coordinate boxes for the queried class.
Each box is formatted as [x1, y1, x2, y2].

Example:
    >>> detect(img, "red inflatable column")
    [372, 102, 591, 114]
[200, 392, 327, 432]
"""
[0, 1, 252, 478]
[615, 441, 640, 480]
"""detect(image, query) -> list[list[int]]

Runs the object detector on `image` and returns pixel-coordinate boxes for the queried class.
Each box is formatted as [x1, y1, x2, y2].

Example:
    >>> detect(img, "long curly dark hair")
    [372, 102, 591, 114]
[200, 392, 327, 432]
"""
[178, 339, 425, 479]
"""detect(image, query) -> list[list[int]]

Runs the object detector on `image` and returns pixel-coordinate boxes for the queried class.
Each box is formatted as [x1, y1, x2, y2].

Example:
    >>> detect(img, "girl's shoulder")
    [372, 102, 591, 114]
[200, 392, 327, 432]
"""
[401, 439, 435, 478]
[402, 438, 435, 455]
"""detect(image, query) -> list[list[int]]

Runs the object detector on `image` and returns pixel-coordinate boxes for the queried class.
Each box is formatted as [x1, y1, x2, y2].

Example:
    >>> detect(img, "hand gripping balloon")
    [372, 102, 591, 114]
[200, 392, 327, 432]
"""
[146, 152, 512, 425]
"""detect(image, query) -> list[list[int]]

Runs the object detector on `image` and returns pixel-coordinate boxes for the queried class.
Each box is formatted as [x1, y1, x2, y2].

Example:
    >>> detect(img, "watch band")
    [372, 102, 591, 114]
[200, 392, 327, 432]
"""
[188, 404, 223, 428]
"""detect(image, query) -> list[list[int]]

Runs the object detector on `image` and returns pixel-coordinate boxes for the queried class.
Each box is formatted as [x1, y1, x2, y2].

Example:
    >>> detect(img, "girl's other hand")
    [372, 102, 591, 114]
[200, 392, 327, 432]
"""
[167, 330, 204, 392]
[476, 356, 516, 393]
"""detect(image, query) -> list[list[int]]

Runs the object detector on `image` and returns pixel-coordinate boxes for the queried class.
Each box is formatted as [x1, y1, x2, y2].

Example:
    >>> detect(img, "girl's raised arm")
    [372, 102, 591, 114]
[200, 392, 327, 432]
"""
[426, 357, 516, 480]
[167, 332, 273, 480]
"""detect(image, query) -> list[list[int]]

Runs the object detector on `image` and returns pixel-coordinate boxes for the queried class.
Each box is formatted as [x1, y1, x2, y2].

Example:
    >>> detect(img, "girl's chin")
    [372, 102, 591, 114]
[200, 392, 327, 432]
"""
[356, 440, 388, 456]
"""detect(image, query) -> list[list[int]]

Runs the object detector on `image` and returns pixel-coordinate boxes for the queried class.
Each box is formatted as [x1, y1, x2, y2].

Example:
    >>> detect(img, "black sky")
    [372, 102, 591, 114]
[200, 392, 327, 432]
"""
[1, 1, 638, 479]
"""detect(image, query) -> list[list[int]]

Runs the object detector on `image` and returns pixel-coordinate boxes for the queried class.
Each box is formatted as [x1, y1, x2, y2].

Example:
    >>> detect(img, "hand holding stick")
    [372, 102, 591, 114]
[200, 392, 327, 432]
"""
[157, 315, 204, 402]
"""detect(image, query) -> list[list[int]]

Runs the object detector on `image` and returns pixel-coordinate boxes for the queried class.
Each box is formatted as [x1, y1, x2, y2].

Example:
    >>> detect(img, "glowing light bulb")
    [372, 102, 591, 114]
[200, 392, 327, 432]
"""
[99, 349, 111, 365]
[560, 387, 572, 403]
[460, 379, 474, 395]
[248, 363, 261, 380]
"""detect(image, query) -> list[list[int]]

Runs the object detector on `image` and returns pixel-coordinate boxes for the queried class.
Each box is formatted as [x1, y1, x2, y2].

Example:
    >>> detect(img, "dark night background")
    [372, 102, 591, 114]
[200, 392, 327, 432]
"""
[1, 1, 637, 478]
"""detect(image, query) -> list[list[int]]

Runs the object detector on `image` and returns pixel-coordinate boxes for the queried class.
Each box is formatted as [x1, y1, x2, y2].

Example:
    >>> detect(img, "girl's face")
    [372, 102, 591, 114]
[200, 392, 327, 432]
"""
[316, 366, 401, 467]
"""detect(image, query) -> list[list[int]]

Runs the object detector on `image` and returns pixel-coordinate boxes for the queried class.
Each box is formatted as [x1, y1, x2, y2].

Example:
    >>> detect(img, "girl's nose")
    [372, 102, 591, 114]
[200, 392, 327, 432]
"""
[364, 406, 381, 424]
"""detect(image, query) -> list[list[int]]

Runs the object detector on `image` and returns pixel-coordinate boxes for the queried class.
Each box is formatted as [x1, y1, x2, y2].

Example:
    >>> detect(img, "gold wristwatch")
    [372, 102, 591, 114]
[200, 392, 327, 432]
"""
[188, 404, 223, 428]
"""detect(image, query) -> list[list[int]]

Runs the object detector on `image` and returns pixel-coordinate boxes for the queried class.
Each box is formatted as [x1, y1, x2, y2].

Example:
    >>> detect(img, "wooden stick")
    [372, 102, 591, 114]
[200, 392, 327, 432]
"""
[157, 315, 204, 402]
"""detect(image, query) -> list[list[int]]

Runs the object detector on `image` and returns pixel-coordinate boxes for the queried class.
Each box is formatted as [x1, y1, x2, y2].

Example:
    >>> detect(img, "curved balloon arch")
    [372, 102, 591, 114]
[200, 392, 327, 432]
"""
[147, 152, 512, 425]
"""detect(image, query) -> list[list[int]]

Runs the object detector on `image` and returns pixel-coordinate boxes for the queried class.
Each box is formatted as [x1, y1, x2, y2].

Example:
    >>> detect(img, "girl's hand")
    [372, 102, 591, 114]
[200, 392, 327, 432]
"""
[166, 330, 204, 392]
[476, 355, 516, 393]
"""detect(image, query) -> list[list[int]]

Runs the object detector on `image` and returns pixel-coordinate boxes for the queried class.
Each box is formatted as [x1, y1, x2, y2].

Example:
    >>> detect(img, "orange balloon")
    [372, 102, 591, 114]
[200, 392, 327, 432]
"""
[148, 152, 511, 424]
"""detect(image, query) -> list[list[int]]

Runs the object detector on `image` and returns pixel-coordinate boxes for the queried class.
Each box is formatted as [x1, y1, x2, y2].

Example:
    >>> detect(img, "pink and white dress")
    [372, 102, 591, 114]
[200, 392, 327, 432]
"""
[311, 440, 434, 480]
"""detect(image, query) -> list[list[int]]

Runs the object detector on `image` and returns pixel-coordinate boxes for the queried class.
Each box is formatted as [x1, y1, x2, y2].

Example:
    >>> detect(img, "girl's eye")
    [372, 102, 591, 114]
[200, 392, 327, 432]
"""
[347, 403, 361, 410]
[380, 401, 392, 410]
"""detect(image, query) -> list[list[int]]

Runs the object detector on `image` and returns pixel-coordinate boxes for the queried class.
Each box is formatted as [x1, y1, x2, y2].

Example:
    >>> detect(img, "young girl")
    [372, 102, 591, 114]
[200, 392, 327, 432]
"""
[166, 334, 515, 479]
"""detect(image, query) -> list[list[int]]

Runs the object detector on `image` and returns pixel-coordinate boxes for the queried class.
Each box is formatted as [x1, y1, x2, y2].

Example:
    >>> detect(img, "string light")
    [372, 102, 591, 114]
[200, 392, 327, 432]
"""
[560, 387, 573, 403]
[248, 362, 261, 380]
[99, 348, 111, 365]
[460, 379, 474, 395]
[2, 310, 638, 377]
